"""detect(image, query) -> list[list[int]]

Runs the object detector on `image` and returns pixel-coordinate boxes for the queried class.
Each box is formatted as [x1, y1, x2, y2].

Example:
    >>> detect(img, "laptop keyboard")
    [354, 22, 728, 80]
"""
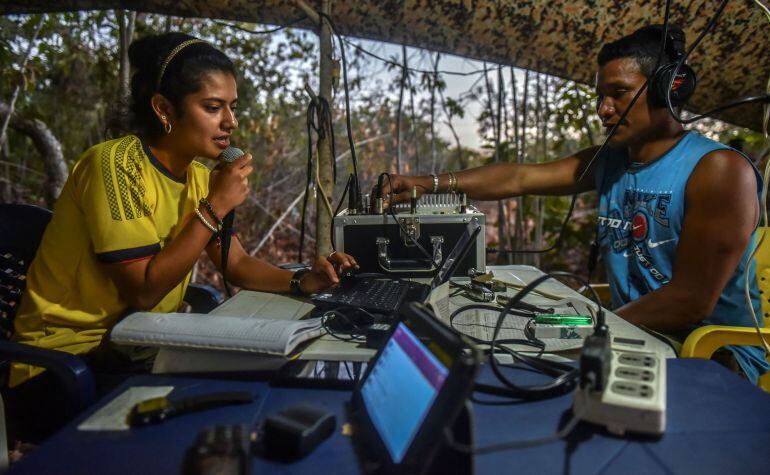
[318, 279, 419, 313]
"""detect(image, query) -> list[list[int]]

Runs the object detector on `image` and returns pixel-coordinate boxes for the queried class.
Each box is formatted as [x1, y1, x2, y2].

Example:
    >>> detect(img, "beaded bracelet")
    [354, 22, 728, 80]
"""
[199, 198, 223, 226]
[194, 207, 219, 234]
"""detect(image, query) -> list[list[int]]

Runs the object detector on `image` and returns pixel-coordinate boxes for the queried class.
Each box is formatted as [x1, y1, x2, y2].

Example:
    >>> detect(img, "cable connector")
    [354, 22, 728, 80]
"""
[348, 174, 361, 214]
[579, 325, 611, 391]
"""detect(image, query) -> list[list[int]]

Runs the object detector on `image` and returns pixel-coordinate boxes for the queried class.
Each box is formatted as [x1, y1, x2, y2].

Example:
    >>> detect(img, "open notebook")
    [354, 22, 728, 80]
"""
[111, 312, 324, 356]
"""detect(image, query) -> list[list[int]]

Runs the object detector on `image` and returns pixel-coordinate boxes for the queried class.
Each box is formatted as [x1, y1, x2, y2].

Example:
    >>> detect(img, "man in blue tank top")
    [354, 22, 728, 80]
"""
[386, 25, 769, 383]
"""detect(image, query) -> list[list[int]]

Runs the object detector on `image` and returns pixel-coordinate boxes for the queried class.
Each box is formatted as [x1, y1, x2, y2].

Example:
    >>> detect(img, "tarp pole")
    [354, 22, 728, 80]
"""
[294, 0, 334, 258]
[316, 0, 334, 257]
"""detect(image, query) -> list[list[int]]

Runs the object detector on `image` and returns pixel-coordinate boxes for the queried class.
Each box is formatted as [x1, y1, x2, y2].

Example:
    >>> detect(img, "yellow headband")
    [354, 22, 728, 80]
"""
[155, 39, 206, 91]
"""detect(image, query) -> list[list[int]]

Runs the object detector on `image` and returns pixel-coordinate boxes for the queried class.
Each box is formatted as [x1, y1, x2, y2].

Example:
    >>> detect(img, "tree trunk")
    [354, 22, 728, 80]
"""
[0, 101, 67, 206]
[117, 10, 136, 107]
[510, 67, 520, 159]
[579, 84, 597, 147]
[429, 53, 439, 174]
[404, 48, 420, 174]
[532, 73, 542, 267]
[515, 70, 530, 264]
[437, 85, 462, 170]
[396, 45, 407, 174]
[483, 64, 508, 264]
[315, 0, 334, 257]
[508, 67, 519, 260]
[0, 15, 45, 149]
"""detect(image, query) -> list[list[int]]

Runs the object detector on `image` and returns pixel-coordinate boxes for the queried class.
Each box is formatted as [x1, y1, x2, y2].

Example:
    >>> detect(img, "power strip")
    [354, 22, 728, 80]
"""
[573, 348, 666, 435]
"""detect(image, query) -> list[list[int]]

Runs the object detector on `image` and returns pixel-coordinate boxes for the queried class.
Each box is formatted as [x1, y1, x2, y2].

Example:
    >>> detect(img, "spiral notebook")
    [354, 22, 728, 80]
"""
[111, 312, 324, 356]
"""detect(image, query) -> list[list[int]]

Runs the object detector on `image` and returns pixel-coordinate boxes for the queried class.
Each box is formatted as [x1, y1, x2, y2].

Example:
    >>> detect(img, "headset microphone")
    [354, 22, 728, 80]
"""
[217, 146, 244, 296]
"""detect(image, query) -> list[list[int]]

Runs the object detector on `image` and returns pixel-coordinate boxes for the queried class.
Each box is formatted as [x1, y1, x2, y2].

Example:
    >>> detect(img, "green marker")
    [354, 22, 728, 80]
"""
[534, 314, 593, 326]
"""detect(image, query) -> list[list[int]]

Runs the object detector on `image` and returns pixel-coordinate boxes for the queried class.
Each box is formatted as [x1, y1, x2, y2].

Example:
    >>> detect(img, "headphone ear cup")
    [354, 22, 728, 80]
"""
[650, 62, 697, 108]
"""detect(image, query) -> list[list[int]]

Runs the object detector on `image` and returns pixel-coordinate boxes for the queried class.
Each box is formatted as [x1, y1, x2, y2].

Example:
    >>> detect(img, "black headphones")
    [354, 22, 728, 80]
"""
[648, 30, 697, 108]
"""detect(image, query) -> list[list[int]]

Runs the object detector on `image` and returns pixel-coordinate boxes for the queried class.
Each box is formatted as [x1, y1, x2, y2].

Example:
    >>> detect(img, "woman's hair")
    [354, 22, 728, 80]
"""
[128, 32, 236, 137]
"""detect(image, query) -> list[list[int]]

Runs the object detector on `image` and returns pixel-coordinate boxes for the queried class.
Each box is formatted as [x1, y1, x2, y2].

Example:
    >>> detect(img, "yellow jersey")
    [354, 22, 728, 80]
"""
[11, 135, 210, 385]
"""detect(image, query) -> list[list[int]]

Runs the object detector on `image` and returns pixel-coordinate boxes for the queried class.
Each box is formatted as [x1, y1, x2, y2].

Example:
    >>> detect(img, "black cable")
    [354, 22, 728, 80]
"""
[448, 303, 542, 352]
[321, 314, 365, 342]
[342, 38, 488, 77]
[486, 193, 579, 255]
[665, 0, 770, 123]
[299, 95, 338, 262]
[442, 398, 584, 454]
[472, 272, 603, 400]
[330, 173, 353, 252]
[377, 172, 438, 270]
[320, 307, 378, 342]
[491, 1, 675, 257]
[490, 74, 652, 257]
[212, 18, 304, 35]
[441, 274, 604, 454]
[318, 12, 362, 212]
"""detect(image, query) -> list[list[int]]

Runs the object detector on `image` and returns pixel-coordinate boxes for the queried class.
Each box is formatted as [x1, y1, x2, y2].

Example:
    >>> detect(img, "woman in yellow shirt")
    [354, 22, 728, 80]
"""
[7, 32, 356, 440]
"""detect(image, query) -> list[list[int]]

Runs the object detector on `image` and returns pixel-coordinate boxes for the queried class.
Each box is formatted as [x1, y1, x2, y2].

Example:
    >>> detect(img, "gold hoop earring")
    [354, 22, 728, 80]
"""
[164, 122, 172, 134]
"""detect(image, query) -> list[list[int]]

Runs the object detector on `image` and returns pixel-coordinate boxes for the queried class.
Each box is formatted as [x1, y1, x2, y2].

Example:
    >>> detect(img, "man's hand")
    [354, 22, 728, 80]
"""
[372, 174, 432, 208]
[299, 251, 359, 294]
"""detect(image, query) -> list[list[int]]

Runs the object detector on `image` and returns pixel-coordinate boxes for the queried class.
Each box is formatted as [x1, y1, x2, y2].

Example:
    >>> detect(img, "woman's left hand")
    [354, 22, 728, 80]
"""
[300, 251, 359, 294]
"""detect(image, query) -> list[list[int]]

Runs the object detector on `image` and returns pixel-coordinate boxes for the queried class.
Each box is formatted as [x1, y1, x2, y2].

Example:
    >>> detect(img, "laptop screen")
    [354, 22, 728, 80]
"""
[359, 321, 449, 463]
[429, 224, 481, 288]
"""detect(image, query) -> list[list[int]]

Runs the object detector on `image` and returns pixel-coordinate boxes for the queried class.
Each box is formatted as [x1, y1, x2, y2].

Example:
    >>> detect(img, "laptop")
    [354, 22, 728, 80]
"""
[349, 302, 480, 474]
[312, 224, 481, 315]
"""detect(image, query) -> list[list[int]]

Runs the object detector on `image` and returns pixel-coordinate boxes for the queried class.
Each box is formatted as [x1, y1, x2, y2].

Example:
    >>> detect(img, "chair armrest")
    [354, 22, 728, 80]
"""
[184, 283, 223, 314]
[680, 325, 770, 359]
[0, 340, 95, 416]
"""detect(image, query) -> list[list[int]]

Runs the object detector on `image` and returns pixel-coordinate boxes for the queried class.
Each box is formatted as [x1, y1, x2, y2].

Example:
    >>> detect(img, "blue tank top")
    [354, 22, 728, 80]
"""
[595, 131, 769, 383]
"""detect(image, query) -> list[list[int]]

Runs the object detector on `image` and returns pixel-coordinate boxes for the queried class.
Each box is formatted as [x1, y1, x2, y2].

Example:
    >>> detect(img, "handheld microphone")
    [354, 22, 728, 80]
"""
[217, 146, 244, 296]
[218, 146, 244, 241]
[219, 146, 244, 164]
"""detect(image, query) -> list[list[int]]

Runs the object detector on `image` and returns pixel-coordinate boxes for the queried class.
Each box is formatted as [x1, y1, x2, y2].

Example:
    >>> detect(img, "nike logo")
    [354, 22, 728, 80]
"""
[632, 224, 643, 230]
[648, 238, 675, 249]
[622, 251, 633, 258]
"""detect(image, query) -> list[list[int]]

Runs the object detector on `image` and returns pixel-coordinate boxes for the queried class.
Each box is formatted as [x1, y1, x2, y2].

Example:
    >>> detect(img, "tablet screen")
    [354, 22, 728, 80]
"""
[360, 322, 449, 463]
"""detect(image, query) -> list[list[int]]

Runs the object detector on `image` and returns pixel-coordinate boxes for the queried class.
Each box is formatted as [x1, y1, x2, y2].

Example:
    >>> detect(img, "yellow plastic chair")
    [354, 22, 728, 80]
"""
[680, 227, 770, 392]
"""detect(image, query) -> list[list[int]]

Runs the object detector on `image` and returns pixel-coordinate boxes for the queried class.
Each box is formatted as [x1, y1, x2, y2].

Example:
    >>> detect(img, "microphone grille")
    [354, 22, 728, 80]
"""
[219, 146, 244, 163]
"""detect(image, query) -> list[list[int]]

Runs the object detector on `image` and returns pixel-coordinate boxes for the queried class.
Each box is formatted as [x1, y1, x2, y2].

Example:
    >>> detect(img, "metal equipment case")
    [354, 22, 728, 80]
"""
[333, 194, 486, 278]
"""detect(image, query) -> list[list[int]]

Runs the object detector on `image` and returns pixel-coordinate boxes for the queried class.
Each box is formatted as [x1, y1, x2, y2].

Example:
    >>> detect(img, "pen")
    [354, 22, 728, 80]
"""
[128, 391, 255, 427]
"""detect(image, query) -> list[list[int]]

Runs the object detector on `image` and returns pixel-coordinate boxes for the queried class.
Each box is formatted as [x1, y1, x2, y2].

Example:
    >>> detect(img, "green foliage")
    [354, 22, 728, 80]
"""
[2, 11, 759, 279]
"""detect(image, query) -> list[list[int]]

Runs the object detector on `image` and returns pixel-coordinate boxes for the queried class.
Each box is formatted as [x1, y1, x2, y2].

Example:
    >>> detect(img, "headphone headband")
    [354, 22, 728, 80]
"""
[155, 39, 206, 92]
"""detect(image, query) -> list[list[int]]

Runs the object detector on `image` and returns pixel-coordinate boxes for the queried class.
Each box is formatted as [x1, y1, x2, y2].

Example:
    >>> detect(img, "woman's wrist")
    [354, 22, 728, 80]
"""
[199, 198, 224, 226]
[204, 195, 229, 221]
[290, 268, 311, 296]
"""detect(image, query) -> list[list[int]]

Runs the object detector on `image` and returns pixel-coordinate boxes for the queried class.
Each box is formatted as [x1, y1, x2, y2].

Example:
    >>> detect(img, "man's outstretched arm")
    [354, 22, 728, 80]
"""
[379, 146, 601, 204]
[617, 149, 759, 331]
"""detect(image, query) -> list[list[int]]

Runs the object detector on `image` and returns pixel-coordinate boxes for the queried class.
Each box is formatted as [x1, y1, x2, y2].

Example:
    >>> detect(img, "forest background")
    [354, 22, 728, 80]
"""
[2, 12, 767, 292]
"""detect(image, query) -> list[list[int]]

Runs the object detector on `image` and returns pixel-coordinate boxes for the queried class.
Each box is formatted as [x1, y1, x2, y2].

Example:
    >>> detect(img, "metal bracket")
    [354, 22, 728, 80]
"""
[399, 217, 421, 247]
[430, 236, 444, 266]
[376, 235, 443, 274]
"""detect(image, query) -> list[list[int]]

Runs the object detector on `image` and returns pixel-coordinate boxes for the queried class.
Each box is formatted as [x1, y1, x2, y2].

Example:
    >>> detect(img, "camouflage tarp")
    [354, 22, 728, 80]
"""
[2, 0, 769, 131]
